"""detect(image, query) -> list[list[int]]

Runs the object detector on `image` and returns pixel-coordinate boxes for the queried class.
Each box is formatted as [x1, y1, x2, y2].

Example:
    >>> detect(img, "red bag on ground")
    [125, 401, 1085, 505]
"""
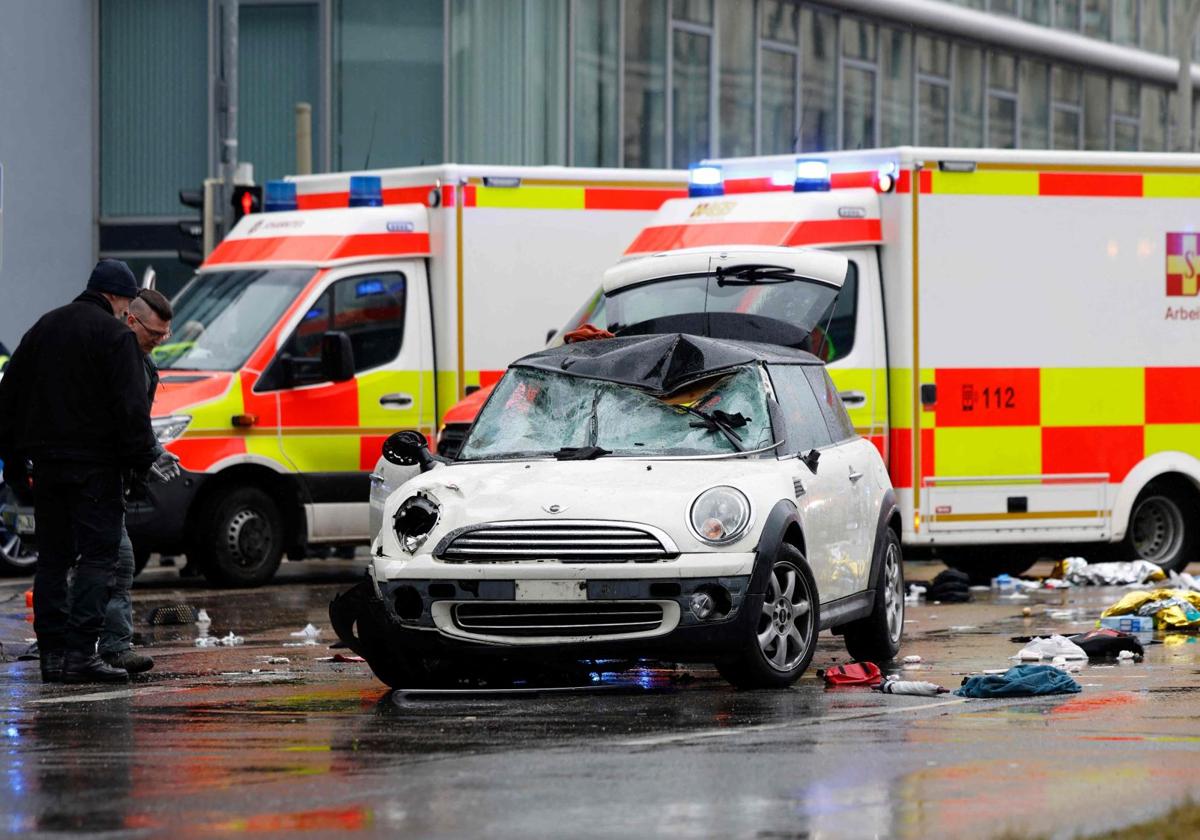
[817, 662, 883, 687]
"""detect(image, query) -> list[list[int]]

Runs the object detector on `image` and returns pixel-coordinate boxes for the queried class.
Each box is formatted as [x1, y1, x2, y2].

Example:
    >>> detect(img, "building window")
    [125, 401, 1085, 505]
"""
[953, 43, 984, 146]
[1083, 0, 1111, 40]
[987, 52, 1018, 148]
[1111, 77, 1139, 150]
[1022, 0, 1052, 25]
[718, 0, 756, 158]
[880, 27, 912, 146]
[573, 0, 621, 166]
[840, 18, 878, 149]
[100, 0, 208, 217]
[1141, 0, 1168, 55]
[623, 0, 667, 167]
[1020, 58, 1050, 148]
[1141, 85, 1168, 151]
[916, 35, 950, 146]
[759, 0, 801, 155]
[1051, 66, 1083, 149]
[1053, 0, 1082, 31]
[450, 0, 568, 166]
[800, 6, 836, 151]
[1083, 71, 1109, 149]
[670, 3, 714, 167]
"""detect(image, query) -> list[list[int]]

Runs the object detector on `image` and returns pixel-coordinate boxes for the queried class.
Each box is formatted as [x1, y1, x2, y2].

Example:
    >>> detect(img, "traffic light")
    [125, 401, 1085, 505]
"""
[230, 184, 263, 226]
[178, 178, 220, 268]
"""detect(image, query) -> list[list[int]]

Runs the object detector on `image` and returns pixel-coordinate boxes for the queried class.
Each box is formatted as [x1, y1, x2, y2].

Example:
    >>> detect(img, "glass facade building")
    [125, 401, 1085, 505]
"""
[96, 0, 1198, 294]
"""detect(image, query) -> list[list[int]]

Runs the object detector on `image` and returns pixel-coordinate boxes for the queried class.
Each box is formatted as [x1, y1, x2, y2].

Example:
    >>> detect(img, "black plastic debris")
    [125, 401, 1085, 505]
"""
[925, 569, 972, 603]
[147, 604, 200, 625]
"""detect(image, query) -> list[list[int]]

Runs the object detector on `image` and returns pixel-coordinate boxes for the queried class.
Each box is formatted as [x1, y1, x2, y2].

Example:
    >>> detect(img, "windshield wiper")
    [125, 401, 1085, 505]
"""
[715, 263, 798, 286]
[554, 446, 611, 461]
[678, 407, 749, 452]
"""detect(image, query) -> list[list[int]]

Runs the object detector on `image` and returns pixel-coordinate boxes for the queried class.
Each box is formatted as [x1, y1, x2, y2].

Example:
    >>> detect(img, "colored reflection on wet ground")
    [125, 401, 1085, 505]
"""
[1, 559, 1199, 837]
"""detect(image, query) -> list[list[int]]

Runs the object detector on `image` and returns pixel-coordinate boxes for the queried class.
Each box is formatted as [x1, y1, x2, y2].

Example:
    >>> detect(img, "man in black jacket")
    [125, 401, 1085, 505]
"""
[0, 260, 160, 684]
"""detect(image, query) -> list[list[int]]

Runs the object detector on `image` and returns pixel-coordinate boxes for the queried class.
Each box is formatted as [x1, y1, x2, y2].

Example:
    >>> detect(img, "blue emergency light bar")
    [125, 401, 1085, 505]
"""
[794, 159, 831, 192]
[264, 180, 298, 212]
[349, 175, 384, 207]
[688, 164, 724, 198]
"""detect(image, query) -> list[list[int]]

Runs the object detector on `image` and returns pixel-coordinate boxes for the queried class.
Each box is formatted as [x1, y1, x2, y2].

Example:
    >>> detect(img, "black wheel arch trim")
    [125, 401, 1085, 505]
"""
[867, 488, 900, 591]
[750, 498, 803, 595]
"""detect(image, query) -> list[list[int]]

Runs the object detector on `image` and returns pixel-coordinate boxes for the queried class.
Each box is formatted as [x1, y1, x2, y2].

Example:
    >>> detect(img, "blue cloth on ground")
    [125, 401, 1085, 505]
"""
[954, 664, 1081, 698]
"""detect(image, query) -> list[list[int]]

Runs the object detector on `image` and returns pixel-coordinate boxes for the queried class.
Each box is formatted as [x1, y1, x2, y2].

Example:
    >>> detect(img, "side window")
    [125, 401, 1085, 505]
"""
[807, 262, 858, 363]
[804, 367, 857, 442]
[276, 271, 406, 384]
[332, 273, 406, 372]
[767, 364, 833, 453]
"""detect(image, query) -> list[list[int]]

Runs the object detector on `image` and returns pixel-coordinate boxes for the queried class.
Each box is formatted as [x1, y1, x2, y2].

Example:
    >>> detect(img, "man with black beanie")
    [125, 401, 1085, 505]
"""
[0, 259, 158, 684]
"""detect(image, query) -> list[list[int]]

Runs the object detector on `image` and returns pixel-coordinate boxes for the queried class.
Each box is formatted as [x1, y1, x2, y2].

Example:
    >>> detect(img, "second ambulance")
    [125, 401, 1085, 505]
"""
[436, 147, 1200, 579]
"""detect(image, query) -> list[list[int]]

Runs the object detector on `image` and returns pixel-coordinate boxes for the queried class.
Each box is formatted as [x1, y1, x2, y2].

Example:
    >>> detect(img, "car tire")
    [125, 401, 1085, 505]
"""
[1108, 481, 1199, 574]
[841, 528, 904, 664]
[717, 543, 820, 689]
[197, 486, 285, 588]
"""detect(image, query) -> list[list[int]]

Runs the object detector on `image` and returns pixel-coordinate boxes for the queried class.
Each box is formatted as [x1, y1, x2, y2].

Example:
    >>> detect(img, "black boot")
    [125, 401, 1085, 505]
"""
[62, 650, 129, 684]
[102, 649, 154, 674]
[39, 650, 65, 684]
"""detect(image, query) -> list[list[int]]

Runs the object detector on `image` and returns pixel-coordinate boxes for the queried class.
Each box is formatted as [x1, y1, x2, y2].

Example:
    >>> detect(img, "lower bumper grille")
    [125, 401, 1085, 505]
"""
[452, 602, 665, 638]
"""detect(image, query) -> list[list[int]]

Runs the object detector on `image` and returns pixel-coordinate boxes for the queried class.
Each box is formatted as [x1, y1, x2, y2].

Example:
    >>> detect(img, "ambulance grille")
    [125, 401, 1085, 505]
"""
[452, 602, 665, 637]
[436, 520, 678, 563]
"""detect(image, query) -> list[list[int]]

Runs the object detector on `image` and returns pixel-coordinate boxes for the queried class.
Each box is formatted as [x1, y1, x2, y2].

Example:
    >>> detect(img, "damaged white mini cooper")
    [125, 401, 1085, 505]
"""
[332, 254, 903, 689]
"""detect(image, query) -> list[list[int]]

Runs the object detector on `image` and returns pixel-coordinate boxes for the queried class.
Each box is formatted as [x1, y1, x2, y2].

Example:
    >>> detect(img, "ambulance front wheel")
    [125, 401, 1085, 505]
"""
[197, 486, 285, 587]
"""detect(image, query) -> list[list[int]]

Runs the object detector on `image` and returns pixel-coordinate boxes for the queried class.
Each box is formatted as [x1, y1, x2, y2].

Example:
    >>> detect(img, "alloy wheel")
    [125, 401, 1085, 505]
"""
[757, 561, 814, 672]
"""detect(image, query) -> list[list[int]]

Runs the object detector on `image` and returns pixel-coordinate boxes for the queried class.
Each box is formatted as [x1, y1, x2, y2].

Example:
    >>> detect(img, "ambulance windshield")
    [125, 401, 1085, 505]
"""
[153, 268, 316, 371]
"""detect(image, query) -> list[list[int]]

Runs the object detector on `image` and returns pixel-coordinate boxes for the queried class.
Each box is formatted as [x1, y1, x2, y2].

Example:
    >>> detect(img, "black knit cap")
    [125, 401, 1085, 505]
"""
[86, 259, 139, 299]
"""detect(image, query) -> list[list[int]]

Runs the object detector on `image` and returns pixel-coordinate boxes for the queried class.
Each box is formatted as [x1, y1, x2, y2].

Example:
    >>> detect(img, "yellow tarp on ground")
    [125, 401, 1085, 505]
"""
[1100, 589, 1200, 630]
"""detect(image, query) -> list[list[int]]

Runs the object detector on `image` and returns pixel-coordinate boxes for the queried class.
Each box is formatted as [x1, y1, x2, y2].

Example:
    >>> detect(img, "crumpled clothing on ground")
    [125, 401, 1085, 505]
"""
[925, 568, 971, 603]
[1054, 557, 1165, 587]
[955, 664, 1082, 698]
[1101, 588, 1200, 630]
[1012, 634, 1088, 661]
[1067, 629, 1145, 660]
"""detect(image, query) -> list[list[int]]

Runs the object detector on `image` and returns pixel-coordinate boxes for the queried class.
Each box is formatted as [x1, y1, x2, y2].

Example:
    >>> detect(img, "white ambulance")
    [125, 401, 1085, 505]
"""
[128, 164, 685, 585]
[435, 148, 1200, 579]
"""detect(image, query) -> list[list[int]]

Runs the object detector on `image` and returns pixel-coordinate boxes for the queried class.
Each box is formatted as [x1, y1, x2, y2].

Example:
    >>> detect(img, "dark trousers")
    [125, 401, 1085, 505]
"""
[33, 462, 124, 653]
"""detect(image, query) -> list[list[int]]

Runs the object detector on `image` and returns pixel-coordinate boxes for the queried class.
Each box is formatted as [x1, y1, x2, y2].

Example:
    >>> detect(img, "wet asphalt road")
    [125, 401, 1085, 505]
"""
[2, 559, 1200, 838]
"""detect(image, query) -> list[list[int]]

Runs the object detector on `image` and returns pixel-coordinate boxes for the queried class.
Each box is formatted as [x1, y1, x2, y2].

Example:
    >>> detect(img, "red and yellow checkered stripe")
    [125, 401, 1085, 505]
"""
[886, 366, 1200, 489]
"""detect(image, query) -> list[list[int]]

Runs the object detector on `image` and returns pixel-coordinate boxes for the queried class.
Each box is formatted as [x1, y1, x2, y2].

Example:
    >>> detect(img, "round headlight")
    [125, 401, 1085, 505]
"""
[689, 486, 751, 545]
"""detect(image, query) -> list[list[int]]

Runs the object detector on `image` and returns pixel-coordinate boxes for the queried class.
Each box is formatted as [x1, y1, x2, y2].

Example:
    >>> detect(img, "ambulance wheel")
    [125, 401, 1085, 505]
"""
[1112, 480, 1199, 574]
[199, 487, 284, 588]
[717, 544, 819, 689]
[842, 529, 904, 664]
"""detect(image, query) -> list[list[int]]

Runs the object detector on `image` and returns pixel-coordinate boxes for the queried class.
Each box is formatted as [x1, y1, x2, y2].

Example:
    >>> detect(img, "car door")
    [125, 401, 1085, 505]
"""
[805, 365, 874, 594]
[766, 363, 851, 601]
[263, 261, 434, 543]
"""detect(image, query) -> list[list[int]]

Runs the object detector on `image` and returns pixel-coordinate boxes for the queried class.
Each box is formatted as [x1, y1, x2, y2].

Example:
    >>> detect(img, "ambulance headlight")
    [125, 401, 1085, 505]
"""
[393, 493, 440, 553]
[151, 415, 191, 444]
[690, 486, 751, 545]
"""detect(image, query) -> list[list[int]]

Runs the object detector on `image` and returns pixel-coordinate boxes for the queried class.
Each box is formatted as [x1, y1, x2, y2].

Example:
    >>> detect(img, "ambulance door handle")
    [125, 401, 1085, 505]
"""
[379, 393, 414, 410]
[839, 390, 867, 407]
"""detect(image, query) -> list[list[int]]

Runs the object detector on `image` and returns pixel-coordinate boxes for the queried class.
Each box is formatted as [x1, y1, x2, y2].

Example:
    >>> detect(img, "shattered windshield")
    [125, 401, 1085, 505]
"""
[153, 268, 316, 371]
[458, 365, 775, 460]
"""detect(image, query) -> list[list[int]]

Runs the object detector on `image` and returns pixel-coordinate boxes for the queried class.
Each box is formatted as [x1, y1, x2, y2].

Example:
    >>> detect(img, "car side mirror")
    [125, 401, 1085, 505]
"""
[321, 331, 355, 382]
[383, 430, 442, 473]
[801, 448, 820, 474]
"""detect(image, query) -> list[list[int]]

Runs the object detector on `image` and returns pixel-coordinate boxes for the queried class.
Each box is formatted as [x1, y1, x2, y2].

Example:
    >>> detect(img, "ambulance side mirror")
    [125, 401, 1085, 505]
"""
[321, 331, 355, 382]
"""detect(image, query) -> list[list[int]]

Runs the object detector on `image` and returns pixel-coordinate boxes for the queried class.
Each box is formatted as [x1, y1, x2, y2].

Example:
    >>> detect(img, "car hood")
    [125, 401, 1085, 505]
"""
[378, 456, 792, 557]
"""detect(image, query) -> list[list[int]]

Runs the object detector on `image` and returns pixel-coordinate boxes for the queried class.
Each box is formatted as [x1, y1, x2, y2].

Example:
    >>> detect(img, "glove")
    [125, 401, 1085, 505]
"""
[148, 450, 181, 483]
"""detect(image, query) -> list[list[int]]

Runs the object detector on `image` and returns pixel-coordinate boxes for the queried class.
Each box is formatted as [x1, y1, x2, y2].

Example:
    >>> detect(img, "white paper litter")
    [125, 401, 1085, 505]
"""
[290, 623, 322, 639]
[902, 654, 923, 664]
[1012, 634, 1087, 661]
[905, 585, 927, 603]
[196, 609, 211, 625]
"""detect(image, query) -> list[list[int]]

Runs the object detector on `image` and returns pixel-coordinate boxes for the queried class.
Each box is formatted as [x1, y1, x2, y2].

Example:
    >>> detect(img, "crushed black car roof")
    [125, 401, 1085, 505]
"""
[512, 333, 821, 395]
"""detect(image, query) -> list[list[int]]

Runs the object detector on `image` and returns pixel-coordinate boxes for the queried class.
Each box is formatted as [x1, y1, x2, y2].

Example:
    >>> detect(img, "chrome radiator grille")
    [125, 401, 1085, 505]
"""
[435, 520, 678, 563]
[452, 602, 665, 637]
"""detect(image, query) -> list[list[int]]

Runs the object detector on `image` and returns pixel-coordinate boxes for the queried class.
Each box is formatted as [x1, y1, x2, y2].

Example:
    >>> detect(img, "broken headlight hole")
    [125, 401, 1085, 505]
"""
[393, 493, 440, 553]
[393, 585, 424, 620]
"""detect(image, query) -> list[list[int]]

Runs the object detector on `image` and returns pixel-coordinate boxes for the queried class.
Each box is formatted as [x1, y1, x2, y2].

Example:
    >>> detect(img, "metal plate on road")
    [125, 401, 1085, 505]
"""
[514, 579, 586, 601]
